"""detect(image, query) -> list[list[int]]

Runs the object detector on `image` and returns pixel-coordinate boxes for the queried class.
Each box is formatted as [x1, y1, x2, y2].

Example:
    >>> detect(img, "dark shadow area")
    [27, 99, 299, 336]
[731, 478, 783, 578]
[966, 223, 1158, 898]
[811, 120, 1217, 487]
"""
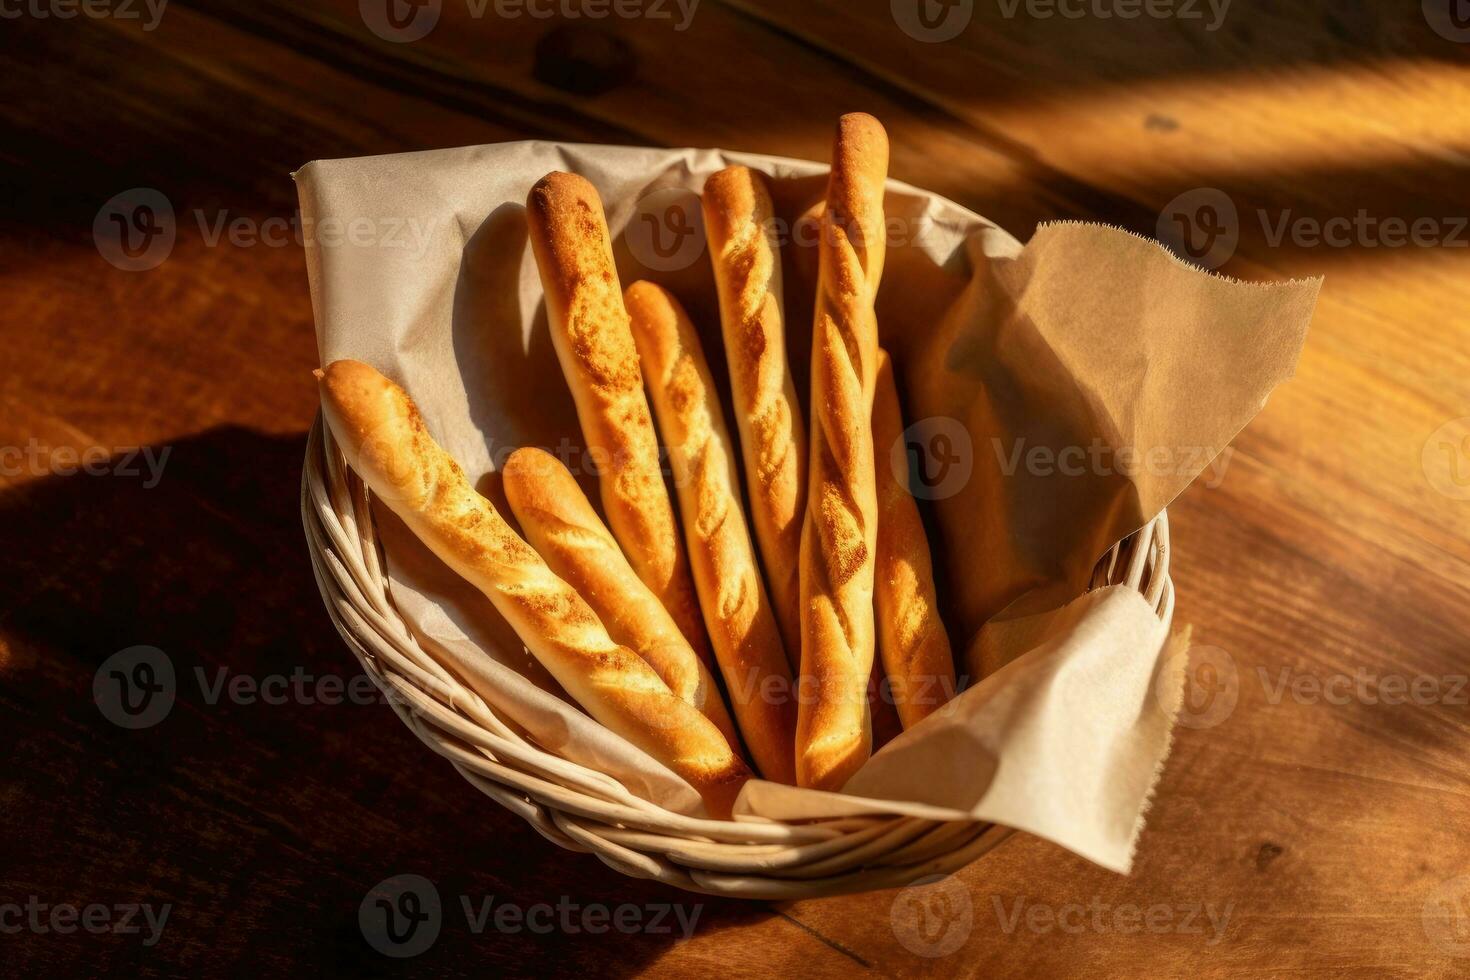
[714, 0, 1470, 137]
[0, 6, 632, 251]
[3, 4, 1469, 285]
[0, 428, 774, 975]
[451, 200, 584, 508]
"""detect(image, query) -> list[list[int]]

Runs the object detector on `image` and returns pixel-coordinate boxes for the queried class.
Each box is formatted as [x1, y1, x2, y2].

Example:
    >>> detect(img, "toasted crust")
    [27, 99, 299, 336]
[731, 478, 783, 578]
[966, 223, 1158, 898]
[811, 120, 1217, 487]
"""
[872, 352, 955, 729]
[317, 359, 749, 817]
[625, 281, 799, 785]
[502, 446, 741, 749]
[796, 113, 890, 791]
[701, 166, 806, 667]
[525, 172, 711, 664]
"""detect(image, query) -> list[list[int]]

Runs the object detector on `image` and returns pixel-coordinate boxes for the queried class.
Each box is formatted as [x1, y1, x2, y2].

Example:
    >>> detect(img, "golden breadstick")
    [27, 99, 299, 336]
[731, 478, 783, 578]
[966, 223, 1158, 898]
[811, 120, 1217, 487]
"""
[701, 166, 806, 666]
[873, 351, 955, 728]
[796, 112, 889, 791]
[625, 280, 799, 785]
[525, 172, 711, 664]
[316, 360, 748, 817]
[502, 446, 741, 749]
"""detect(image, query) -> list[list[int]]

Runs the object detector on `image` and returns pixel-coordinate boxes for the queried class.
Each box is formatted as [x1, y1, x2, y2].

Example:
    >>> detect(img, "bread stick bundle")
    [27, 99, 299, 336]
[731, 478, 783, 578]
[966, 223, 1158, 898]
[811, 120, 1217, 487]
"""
[525, 173, 711, 665]
[501, 446, 741, 749]
[873, 351, 956, 728]
[316, 360, 750, 818]
[701, 166, 807, 667]
[796, 112, 890, 791]
[625, 280, 799, 785]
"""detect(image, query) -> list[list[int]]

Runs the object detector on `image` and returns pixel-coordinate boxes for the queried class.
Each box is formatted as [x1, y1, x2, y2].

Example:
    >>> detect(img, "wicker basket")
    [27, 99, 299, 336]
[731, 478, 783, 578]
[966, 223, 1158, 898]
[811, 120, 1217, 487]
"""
[302, 414, 1173, 900]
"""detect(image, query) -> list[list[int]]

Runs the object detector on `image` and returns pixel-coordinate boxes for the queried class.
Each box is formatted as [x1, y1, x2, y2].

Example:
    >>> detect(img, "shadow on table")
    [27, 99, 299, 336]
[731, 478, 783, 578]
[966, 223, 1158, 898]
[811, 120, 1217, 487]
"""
[0, 426, 776, 976]
[5, 5, 1470, 289]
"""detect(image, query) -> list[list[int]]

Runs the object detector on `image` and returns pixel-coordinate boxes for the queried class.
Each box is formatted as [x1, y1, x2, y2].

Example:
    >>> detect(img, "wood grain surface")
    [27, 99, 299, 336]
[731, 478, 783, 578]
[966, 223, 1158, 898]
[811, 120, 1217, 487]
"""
[2, 2, 1468, 976]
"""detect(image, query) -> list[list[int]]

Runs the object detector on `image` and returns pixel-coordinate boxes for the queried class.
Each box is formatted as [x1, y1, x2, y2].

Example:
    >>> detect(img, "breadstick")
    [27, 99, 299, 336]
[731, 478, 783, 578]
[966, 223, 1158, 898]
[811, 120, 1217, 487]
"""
[873, 351, 955, 728]
[315, 359, 748, 817]
[502, 446, 740, 749]
[796, 112, 889, 791]
[701, 166, 806, 666]
[624, 280, 799, 785]
[525, 172, 710, 664]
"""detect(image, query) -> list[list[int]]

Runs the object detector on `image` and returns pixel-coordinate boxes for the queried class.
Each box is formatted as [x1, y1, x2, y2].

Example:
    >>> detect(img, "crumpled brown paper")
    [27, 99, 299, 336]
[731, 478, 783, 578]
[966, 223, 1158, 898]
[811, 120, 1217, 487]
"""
[295, 139, 1317, 873]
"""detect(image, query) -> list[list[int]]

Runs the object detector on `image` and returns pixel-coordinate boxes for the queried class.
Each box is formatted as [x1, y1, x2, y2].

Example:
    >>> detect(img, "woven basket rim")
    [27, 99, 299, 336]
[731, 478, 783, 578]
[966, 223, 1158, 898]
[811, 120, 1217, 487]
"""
[301, 413, 1173, 899]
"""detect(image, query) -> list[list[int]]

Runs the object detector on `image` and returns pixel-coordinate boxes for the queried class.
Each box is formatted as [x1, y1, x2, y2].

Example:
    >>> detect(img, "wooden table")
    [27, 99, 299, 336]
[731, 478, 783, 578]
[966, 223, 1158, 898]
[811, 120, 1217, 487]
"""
[3, 2, 1468, 976]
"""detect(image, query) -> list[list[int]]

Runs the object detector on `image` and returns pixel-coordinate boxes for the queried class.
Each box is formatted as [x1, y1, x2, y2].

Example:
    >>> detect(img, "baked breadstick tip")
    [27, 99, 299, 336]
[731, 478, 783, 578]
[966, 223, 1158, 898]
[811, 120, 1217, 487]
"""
[702, 165, 807, 666]
[526, 172, 711, 665]
[796, 112, 890, 791]
[316, 359, 749, 817]
[625, 280, 799, 785]
[873, 351, 956, 728]
[502, 446, 741, 749]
